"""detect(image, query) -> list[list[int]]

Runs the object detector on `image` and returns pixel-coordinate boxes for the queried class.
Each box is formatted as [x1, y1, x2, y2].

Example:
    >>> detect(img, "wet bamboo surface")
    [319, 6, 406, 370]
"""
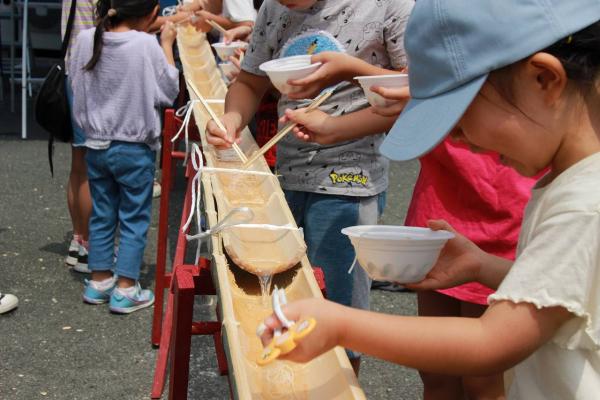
[176, 26, 365, 399]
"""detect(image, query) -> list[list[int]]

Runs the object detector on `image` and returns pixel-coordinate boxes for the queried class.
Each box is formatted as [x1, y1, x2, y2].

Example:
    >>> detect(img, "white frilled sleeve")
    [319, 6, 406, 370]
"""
[489, 190, 600, 351]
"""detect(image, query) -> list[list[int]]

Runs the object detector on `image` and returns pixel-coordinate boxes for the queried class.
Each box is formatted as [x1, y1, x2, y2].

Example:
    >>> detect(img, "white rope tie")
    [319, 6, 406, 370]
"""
[173, 100, 199, 165]
[186, 206, 255, 242]
[182, 144, 205, 235]
[347, 230, 368, 274]
[183, 144, 303, 262]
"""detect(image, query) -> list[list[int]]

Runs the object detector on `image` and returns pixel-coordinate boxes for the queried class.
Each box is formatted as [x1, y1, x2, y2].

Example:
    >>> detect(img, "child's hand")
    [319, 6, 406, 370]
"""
[258, 298, 343, 364]
[370, 85, 411, 117]
[279, 108, 338, 144]
[404, 220, 486, 291]
[287, 52, 353, 100]
[192, 10, 213, 33]
[160, 21, 177, 45]
[205, 112, 242, 149]
[224, 25, 253, 44]
[224, 50, 244, 82]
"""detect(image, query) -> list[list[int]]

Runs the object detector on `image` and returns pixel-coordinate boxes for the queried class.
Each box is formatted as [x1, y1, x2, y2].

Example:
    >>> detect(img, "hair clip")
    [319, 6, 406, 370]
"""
[107, 8, 117, 17]
[566, 35, 573, 44]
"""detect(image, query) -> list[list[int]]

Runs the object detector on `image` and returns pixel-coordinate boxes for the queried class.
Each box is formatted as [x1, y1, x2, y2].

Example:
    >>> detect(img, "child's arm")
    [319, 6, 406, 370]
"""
[287, 52, 403, 100]
[160, 22, 177, 66]
[206, 70, 270, 147]
[150, 11, 194, 33]
[223, 25, 253, 44]
[406, 220, 514, 291]
[260, 297, 573, 375]
[370, 85, 411, 117]
[280, 107, 397, 145]
[193, 10, 253, 32]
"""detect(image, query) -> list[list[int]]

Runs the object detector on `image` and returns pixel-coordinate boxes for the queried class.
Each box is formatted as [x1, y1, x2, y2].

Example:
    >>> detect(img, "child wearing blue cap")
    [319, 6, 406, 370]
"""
[258, 1, 600, 398]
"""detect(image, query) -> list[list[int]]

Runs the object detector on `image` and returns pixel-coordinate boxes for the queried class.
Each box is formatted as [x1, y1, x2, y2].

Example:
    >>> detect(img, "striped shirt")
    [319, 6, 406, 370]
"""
[61, 0, 96, 69]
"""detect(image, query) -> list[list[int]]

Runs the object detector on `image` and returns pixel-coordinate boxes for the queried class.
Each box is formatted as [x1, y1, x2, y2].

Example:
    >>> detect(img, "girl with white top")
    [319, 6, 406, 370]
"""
[257, 1, 600, 398]
[69, 0, 179, 313]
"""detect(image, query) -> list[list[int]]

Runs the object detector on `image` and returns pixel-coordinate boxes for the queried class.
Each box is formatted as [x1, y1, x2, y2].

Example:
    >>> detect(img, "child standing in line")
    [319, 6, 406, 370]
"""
[284, 53, 535, 398]
[62, 0, 95, 274]
[68, 0, 179, 313]
[206, 0, 414, 373]
[258, 1, 600, 399]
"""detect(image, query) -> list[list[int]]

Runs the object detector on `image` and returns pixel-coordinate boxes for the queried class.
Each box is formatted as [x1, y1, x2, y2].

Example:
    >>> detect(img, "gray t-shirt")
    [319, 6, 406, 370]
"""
[68, 29, 180, 150]
[242, 0, 414, 196]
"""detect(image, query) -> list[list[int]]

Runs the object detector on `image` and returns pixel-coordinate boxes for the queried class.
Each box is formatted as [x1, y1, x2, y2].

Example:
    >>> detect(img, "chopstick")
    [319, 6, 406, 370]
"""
[242, 90, 333, 169]
[207, 19, 247, 63]
[148, 13, 197, 35]
[207, 19, 228, 35]
[186, 80, 248, 163]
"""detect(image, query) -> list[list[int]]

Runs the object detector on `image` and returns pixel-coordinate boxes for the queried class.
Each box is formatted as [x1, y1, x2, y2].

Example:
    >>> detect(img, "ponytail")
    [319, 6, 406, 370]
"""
[84, 14, 111, 70]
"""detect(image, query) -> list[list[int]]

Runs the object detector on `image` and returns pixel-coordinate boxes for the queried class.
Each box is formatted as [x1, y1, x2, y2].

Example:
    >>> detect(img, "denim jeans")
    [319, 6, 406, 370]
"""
[65, 79, 86, 147]
[86, 142, 156, 280]
[284, 190, 386, 308]
[284, 191, 386, 359]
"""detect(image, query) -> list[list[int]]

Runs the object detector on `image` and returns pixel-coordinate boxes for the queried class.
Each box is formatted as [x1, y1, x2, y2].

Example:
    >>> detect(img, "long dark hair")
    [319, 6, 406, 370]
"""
[84, 0, 159, 70]
[542, 22, 600, 86]
[495, 22, 600, 91]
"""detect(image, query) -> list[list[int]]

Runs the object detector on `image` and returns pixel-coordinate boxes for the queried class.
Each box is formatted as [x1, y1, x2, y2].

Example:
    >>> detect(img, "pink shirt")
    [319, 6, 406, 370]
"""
[405, 139, 537, 305]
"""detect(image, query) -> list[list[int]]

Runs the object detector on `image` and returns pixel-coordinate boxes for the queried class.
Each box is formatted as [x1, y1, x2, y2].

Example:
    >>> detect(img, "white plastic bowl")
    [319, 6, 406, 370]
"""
[342, 225, 454, 283]
[211, 41, 248, 61]
[259, 55, 322, 95]
[355, 74, 409, 107]
[218, 62, 238, 77]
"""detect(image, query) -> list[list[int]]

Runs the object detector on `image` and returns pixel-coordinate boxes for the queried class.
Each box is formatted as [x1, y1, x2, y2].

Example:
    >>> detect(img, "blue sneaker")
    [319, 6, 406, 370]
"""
[83, 277, 116, 305]
[109, 283, 155, 314]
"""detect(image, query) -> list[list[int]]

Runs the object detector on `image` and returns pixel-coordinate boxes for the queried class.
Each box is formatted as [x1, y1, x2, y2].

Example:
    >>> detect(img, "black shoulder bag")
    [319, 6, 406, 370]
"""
[34, 0, 77, 176]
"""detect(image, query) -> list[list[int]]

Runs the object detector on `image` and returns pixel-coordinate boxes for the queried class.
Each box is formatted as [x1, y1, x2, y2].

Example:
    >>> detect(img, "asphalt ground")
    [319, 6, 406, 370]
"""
[1, 102, 424, 399]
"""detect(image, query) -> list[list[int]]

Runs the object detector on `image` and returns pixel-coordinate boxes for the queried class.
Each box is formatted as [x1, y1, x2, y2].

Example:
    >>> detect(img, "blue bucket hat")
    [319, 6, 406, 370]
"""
[381, 0, 600, 161]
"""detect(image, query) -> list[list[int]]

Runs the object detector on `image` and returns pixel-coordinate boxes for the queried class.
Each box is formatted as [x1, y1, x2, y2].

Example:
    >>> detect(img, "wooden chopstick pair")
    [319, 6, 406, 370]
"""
[186, 80, 248, 163]
[241, 90, 333, 169]
[207, 20, 246, 63]
[206, 19, 228, 35]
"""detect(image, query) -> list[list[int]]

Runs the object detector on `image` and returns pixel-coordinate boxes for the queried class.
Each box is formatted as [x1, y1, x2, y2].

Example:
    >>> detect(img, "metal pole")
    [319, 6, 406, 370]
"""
[10, 1, 15, 112]
[21, 0, 28, 139]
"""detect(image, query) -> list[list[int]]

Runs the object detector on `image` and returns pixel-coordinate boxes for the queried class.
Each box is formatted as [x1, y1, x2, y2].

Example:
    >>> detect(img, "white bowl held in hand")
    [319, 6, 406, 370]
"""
[355, 74, 409, 107]
[259, 55, 322, 95]
[211, 41, 248, 61]
[342, 225, 454, 283]
[218, 62, 238, 77]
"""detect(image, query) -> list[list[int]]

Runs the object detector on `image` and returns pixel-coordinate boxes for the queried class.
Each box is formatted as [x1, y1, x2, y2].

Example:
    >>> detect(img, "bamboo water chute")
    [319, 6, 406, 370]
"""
[176, 26, 365, 399]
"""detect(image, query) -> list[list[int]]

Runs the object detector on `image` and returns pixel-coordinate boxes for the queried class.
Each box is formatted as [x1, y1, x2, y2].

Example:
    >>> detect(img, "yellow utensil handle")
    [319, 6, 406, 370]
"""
[290, 318, 316, 340]
[255, 318, 317, 366]
[257, 343, 281, 366]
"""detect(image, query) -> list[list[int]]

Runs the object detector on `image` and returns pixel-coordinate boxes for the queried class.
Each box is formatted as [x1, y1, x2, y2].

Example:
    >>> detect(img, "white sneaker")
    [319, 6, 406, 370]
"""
[0, 293, 18, 314]
[73, 244, 91, 273]
[65, 237, 79, 266]
[153, 179, 161, 198]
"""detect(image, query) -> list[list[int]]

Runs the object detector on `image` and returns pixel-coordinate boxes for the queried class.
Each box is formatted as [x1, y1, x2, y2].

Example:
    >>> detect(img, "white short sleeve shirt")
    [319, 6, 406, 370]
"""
[222, 0, 257, 22]
[489, 152, 600, 399]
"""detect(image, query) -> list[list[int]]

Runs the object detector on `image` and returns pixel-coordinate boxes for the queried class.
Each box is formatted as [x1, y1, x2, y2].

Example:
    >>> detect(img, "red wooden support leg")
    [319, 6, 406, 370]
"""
[152, 109, 177, 346]
[151, 290, 175, 399]
[312, 266, 327, 298]
[213, 331, 228, 376]
[168, 269, 196, 400]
